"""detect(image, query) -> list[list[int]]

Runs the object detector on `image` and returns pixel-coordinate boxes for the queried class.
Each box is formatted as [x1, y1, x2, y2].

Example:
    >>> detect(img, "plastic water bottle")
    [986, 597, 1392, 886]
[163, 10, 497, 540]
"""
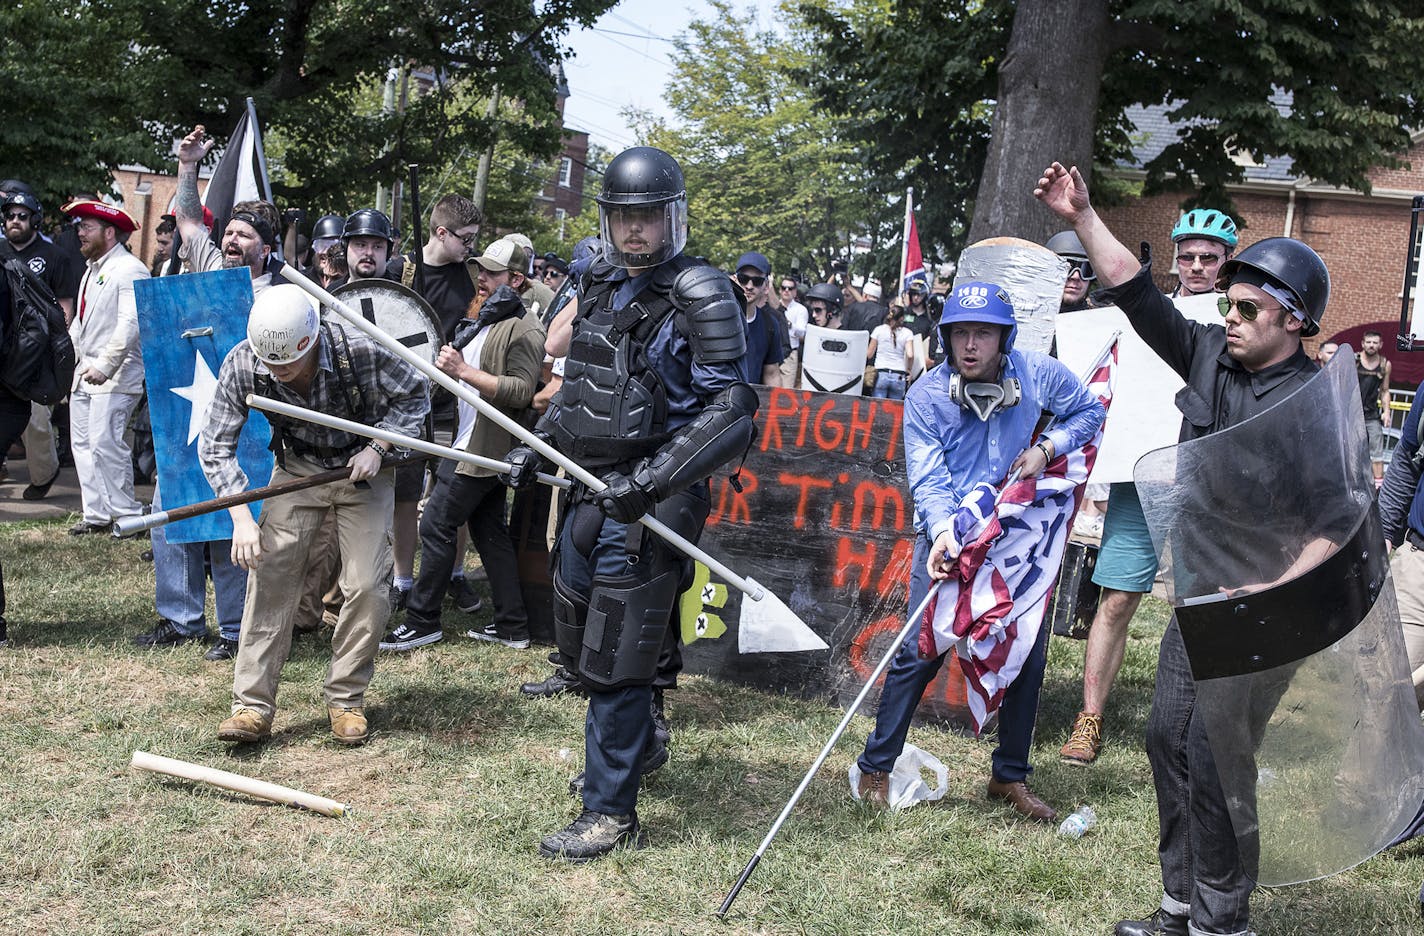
[1057, 805, 1097, 839]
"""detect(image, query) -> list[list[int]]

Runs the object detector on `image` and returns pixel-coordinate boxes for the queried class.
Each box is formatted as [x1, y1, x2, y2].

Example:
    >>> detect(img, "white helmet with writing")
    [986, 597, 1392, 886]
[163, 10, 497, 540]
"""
[247, 284, 320, 365]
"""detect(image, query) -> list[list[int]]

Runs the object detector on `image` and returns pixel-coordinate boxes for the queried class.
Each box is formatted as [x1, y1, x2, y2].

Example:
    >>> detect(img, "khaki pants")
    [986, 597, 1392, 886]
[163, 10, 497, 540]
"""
[1390, 541, 1424, 676]
[232, 456, 394, 719]
[23, 402, 59, 485]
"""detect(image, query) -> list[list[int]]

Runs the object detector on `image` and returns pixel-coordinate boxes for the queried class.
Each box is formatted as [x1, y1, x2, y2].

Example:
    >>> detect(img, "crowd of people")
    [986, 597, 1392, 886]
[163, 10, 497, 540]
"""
[4, 131, 1418, 933]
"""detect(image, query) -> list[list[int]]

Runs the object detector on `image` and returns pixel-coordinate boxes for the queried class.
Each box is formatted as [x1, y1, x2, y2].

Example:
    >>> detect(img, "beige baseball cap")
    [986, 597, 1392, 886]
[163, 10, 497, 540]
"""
[469, 238, 529, 273]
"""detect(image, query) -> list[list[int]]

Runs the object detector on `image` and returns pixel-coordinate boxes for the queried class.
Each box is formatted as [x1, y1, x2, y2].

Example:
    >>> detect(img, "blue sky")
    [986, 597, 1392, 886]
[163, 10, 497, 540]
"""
[561, 0, 783, 153]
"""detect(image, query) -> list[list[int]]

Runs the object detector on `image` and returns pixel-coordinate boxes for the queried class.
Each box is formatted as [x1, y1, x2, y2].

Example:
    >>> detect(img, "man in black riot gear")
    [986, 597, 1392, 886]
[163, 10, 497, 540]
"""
[504, 146, 758, 862]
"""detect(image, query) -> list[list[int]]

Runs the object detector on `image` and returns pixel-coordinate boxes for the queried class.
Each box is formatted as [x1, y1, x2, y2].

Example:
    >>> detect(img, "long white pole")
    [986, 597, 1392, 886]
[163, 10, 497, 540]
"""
[277, 262, 768, 601]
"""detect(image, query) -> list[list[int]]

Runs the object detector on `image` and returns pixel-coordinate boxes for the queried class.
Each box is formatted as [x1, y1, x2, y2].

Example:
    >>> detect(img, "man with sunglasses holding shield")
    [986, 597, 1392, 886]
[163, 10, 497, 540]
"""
[1037, 162, 1327, 936]
[1053, 206, 1239, 770]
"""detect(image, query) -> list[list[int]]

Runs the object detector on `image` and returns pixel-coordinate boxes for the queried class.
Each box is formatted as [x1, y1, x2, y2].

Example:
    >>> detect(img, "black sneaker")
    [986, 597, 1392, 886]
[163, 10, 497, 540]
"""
[22, 468, 59, 501]
[448, 577, 484, 614]
[465, 622, 530, 649]
[388, 584, 411, 611]
[381, 620, 443, 652]
[68, 520, 109, 536]
[520, 666, 583, 698]
[133, 619, 209, 648]
[538, 809, 647, 863]
[203, 637, 239, 661]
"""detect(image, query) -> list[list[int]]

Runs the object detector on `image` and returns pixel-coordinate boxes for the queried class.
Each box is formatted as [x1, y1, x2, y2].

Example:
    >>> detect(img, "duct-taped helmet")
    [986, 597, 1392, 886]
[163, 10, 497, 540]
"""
[1217, 237, 1329, 337]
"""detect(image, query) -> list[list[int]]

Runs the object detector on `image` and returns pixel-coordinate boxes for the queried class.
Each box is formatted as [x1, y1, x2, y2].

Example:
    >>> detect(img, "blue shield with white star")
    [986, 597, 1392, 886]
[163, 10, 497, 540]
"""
[136, 268, 273, 543]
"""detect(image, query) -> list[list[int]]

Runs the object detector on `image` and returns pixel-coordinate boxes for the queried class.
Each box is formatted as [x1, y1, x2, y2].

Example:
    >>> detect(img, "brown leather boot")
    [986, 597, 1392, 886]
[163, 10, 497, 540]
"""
[328, 706, 368, 746]
[987, 778, 1057, 822]
[1060, 711, 1104, 765]
[217, 707, 272, 743]
[856, 769, 889, 807]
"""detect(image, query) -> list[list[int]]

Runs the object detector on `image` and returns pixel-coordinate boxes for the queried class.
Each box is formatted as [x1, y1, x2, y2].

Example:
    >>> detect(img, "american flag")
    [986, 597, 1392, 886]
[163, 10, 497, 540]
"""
[917, 339, 1118, 733]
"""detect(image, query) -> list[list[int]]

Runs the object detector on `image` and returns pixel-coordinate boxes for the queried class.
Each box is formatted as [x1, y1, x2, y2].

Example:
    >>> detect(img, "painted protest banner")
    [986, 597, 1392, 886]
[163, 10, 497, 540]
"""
[135, 268, 273, 543]
[679, 386, 972, 727]
[1055, 293, 1219, 483]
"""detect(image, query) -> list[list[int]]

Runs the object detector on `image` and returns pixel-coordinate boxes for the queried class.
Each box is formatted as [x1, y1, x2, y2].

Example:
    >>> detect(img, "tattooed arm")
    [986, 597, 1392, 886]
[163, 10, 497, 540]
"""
[174, 125, 215, 246]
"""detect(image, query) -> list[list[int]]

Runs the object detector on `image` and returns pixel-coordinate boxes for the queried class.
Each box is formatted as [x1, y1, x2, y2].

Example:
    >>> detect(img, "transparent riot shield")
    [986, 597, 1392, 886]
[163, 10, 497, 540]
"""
[1134, 348, 1424, 885]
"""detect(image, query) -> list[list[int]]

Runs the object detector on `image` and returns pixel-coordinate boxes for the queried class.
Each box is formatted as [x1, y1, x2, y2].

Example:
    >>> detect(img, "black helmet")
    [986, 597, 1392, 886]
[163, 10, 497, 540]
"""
[342, 208, 393, 245]
[312, 213, 345, 242]
[1217, 237, 1329, 337]
[596, 146, 687, 269]
[0, 179, 35, 197]
[1, 190, 42, 222]
[1045, 230, 1087, 259]
[805, 282, 843, 310]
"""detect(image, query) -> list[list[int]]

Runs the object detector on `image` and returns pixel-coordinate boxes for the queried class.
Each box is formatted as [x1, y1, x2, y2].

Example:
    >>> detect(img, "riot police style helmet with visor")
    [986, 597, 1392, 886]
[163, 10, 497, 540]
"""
[595, 146, 688, 270]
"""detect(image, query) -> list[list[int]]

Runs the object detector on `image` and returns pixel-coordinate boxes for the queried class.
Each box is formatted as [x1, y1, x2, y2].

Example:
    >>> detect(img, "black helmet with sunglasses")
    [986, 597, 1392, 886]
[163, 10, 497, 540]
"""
[1216, 237, 1329, 338]
[1046, 230, 1095, 282]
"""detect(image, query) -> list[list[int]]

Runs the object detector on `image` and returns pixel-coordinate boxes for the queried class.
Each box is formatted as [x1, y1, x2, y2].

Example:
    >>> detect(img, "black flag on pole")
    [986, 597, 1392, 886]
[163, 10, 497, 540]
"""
[202, 98, 275, 256]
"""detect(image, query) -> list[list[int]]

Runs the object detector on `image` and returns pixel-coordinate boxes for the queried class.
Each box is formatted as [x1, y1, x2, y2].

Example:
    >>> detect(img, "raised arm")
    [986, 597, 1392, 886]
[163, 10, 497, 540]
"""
[1033, 162, 1140, 289]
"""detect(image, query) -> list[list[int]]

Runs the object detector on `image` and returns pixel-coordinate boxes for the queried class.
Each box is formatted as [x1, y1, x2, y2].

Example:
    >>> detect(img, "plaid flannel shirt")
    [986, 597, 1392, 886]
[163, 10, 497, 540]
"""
[199, 324, 430, 497]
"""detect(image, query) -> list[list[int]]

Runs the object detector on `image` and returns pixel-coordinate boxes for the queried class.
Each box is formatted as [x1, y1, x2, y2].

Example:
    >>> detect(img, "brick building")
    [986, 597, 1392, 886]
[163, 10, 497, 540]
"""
[1099, 102, 1424, 386]
[110, 164, 210, 271]
[534, 64, 590, 236]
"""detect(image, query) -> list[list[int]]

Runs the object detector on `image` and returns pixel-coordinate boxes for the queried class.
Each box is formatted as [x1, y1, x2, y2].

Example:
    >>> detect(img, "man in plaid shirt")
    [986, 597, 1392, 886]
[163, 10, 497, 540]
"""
[199, 283, 429, 746]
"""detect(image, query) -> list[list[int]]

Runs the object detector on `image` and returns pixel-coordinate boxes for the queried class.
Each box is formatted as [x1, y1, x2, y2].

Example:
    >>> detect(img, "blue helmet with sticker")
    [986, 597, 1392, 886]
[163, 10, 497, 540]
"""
[939, 280, 1017, 355]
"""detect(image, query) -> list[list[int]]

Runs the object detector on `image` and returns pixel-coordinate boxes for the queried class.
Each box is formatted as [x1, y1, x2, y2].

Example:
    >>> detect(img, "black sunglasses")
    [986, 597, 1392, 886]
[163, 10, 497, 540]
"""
[1067, 259, 1095, 282]
[3, 210, 31, 221]
[1217, 295, 1281, 322]
[736, 273, 766, 288]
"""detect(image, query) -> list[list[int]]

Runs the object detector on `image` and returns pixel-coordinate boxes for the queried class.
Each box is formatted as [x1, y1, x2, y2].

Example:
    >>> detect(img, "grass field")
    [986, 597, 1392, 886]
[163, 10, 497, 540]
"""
[2, 516, 1422, 935]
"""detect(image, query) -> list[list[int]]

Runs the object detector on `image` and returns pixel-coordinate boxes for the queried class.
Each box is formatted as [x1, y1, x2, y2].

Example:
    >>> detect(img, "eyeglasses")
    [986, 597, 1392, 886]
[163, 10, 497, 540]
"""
[1066, 259, 1095, 281]
[1217, 295, 1281, 322]
[778, 283, 797, 292]
[443, 228, 478, 250]
[736, 273, 766, 288]
[542, 268, 563, 280]
[3, 210, 31, 222]
[1179, 252, 1224, 267]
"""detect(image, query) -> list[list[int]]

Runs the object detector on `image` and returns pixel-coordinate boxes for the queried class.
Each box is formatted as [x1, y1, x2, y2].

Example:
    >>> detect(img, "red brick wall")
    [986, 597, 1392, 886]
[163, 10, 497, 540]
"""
[111, 169, 208, 269]
[1099, 185, 1420, 381]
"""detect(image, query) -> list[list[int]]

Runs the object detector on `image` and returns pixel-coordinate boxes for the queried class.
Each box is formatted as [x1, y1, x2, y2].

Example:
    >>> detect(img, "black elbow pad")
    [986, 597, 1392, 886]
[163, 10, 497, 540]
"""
[673, 265, 747, 364]
[633, 383, 759, 499]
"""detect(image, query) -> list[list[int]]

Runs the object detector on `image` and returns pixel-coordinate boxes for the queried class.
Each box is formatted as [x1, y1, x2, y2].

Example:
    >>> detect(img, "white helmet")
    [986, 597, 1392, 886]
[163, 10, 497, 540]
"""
[247, 284, 320, 365]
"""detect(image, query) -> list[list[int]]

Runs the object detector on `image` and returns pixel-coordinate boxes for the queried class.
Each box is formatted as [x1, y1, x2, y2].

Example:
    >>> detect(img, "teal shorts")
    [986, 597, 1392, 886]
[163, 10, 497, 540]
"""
[1091, 481, 1160, 593]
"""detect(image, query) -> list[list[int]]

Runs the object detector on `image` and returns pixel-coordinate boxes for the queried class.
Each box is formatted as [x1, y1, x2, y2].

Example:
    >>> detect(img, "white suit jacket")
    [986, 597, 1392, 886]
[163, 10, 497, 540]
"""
[69, 243, 149, 395]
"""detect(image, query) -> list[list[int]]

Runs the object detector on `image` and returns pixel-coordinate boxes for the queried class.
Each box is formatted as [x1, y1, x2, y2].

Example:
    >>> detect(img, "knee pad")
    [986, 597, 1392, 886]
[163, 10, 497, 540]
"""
[581, 567, 681, 691]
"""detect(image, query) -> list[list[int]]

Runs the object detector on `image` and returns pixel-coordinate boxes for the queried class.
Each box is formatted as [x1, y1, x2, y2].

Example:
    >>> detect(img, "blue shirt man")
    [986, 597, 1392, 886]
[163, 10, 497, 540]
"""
[855, 281, 1103, 822]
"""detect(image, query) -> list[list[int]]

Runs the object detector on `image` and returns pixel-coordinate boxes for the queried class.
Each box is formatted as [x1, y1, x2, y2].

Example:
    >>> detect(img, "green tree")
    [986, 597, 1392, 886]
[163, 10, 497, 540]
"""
[801, 0, 1424, 247]
[0, 0, 617, 216]
[631, 0, 896, 283]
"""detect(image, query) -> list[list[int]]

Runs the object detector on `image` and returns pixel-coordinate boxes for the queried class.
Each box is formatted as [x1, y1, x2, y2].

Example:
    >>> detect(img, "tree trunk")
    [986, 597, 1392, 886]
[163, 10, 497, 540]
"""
[967, 0, 1111, 246]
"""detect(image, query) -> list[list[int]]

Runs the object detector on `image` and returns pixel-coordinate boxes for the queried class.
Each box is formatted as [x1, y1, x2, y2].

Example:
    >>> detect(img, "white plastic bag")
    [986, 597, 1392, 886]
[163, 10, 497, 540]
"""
[848, 742, 949, 811]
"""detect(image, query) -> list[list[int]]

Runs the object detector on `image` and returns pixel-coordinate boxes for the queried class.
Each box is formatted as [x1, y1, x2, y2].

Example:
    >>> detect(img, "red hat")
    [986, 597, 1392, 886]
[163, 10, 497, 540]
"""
[62, 199, 138, 234]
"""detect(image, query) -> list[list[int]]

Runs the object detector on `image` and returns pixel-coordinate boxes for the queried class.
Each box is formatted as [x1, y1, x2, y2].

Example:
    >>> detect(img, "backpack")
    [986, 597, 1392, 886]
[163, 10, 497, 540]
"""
[0, 238, 75, 404]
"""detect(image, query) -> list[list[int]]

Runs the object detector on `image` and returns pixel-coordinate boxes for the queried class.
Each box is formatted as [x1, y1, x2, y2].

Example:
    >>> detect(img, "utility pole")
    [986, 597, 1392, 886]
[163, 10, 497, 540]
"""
[472, 89, 502, 216]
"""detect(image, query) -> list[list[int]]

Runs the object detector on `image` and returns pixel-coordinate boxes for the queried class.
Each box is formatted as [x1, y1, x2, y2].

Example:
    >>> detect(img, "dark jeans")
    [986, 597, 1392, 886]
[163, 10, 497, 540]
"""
[858, 532, 1050, 783]
[556, 488, 706, 816]
[1147, 620, 1252, 935]
[405, 460, 526, 632]
[0, 395, 32, 620]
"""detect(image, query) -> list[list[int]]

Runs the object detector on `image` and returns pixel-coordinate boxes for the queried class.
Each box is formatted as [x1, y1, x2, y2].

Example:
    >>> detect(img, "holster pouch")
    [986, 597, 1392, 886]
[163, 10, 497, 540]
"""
[580, 567, 681, 691]
[552, 574, 588, 670]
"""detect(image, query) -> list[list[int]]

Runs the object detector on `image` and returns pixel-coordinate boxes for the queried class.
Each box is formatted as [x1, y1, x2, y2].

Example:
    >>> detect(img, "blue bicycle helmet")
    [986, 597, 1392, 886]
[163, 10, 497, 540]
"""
[1171, 209, 1238, 249]
[939, 281, 1017, 356]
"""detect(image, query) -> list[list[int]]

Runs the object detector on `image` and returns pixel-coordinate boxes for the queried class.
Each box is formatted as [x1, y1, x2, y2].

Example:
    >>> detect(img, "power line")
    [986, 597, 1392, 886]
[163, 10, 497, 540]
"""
[591, 26, 676, 44]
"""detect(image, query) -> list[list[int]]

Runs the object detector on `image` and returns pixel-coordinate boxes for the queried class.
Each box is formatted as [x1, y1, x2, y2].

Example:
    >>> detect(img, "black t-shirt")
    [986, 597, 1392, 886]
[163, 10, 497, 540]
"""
[387, 254, 476, 341]
[843, 300, 887, 333]
[12, 236, 79, 301]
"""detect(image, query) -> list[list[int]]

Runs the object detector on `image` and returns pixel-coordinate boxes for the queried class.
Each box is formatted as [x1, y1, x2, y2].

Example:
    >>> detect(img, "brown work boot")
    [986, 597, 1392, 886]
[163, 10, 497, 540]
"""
[217, 707, 272, 743]
[987, 778, 1057, 822]
[328, 706, 368, 746]
[1060, 711, 1104, 765]
[856, 769, 889, 807]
